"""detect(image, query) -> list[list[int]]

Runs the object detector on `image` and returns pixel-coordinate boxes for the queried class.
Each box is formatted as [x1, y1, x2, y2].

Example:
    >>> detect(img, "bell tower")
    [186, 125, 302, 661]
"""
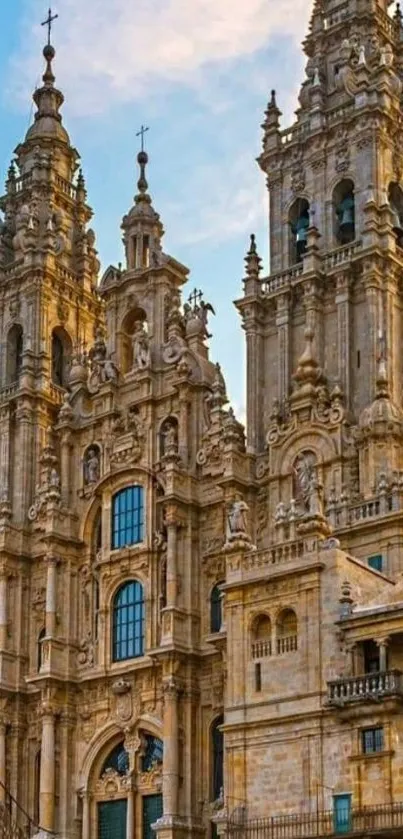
[0, 35, 102, 522]
[237, 0, 403, 567]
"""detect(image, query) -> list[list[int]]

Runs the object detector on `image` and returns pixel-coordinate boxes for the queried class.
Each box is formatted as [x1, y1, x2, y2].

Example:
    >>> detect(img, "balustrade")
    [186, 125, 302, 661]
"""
[277, 635, 298, 655]
[328, 670, 403, 705]
[251, 639, 272, 659]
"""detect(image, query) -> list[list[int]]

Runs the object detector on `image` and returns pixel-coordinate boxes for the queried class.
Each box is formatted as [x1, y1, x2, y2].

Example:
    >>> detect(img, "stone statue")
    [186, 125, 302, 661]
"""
[132, 321, 150, 371]
[227, 498, 249, 539]
[85, 448, 100, 485]
[163, 422, 178, 456]
[88, 328, 119, 392]
[294, 452, 317, 513]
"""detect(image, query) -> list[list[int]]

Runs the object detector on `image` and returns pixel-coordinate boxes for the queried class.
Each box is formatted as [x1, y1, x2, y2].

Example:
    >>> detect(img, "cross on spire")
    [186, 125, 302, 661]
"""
[41, 7, 58, 46]
[188, 288, 203, 309]
[136, 125, 150, 153]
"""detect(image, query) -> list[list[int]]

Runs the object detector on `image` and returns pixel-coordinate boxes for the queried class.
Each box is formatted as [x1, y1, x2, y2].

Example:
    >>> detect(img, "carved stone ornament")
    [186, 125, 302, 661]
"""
[96, 769, 131, 796]
[112, 679, 133, 723]
[162, 335, 184, 365]
[110, 432, 142, 466]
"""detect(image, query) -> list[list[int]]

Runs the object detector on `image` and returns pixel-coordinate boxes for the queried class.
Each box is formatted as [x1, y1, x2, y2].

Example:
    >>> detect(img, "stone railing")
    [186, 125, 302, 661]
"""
[324, 2, 350, 29]
[251, 639, 272, 659]
[261, 264, 303, 296]
[327, 492, 400, 529]
[0, 383, 18, 403]
[227, 539, 310, 577]
[277, 635, 298, 655]
[323, 240, 362, 271]
[228, 801, 403, 839]
[328, 670, 403, 706]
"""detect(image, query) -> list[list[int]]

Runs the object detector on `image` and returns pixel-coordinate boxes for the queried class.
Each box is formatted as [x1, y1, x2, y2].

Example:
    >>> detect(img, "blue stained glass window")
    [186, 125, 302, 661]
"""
[112, 486, 144, 550]
[112, 580, 145, 662]
[101, 742, 130, 777]
[142, 735, 164, 771]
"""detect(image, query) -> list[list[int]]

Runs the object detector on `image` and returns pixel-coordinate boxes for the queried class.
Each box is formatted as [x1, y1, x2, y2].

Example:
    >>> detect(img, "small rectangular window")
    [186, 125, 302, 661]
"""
[357, 350, 361, 368]
[255, 662, 262, 692]
[368, 554, 383, 573]
[362, 727, 384, 754]
[132, 235, 138, 266]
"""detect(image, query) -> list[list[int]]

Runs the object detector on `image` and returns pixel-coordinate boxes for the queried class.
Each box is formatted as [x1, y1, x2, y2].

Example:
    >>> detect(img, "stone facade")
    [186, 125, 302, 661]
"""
[2, 3, 403, 839]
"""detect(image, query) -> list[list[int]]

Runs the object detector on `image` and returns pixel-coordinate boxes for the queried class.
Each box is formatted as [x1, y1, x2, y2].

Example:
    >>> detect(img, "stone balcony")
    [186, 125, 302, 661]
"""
[327, 670, 403, 707]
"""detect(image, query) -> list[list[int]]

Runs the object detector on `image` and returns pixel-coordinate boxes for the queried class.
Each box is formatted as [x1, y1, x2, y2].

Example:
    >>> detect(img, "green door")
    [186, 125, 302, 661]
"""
[98, 799, 127, 839]
[143, 794, 163, 839]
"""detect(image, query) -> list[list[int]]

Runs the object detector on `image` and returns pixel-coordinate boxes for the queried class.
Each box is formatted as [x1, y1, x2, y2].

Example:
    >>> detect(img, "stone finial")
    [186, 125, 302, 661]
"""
[293, 327, 322, 388]
[244, 234, 262, 279]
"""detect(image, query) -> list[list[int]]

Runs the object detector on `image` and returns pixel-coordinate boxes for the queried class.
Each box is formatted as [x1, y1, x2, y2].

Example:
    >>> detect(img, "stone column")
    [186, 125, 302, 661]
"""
[335, 272, 351, 407]
[58, 712, 74, 838]
[275, 292, 290, 406]
[165, 507, 178, 610]
[81, 792, 90, 839]
[60, 430, 72, 506]
[14, 402, 34, 521]
[0, 568, 8, 650]
[39, 705, 56, 833]
[376, 638, 389, 672]
[162, 678, 179, 819]
[0, 408, 11, 504]
[127, 785, 135, 839]
[0, 720, 6, 802]
[45, 556, 58, 639]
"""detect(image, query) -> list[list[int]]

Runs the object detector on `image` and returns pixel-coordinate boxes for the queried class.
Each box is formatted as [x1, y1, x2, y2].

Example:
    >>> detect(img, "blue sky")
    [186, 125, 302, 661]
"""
[0, 0, 312, 418]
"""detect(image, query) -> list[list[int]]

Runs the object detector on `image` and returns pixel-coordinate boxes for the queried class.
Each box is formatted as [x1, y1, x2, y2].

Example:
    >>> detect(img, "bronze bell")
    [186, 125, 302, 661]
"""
[294, 211, 309, 259]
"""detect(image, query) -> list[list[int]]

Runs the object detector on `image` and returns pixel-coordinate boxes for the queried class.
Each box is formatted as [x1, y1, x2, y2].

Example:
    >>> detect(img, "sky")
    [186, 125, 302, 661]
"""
[0, 0, 312, 419]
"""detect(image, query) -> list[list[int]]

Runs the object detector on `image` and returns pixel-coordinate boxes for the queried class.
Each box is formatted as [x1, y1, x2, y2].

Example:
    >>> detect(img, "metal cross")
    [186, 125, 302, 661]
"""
[188, 288, 203, 309]
[136, 125, 150, 153]
[41, 7, 59, 46]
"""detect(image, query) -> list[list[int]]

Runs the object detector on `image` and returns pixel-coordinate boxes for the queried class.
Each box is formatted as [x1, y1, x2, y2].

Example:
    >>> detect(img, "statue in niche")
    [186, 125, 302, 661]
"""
[84, 447, 100, 485]
[132, 321, 150, 371]
[293, 452, 323, 516]
[88, 328, 119, 390]
[163, 422, 178, 455]
[227, 498, 249, 539]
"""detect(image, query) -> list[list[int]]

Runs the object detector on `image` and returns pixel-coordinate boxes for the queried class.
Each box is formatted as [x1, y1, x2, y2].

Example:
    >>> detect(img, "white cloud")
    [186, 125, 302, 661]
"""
[14, 0, 312, 114]
[163, 151, 266, 247]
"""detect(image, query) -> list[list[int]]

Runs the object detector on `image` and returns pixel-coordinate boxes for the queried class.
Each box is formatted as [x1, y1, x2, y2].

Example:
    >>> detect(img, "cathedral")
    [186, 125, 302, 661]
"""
[2, 1, 403, 838]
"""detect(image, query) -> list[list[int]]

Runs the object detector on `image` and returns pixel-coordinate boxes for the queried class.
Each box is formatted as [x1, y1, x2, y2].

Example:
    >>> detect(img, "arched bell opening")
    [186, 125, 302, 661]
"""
[388, 182, 403, 249]
[51, 327, 72, 388]
[289, 198, 310, 264]
[120, 307, 148, 374]
[6, 323, 23, 384]
[333, 179, 355, 245]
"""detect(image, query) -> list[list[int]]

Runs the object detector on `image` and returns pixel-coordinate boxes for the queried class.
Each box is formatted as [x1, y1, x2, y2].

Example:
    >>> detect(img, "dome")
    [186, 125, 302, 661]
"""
[25, 115, 70, 145]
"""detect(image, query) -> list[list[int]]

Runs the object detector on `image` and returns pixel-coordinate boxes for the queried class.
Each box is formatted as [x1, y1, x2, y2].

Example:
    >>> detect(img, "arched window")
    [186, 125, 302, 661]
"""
[210, 584, 223, 634]
[51, 328, 72, 387]
[289, 198, 310, 264]
[111, 486, 144, 549]
[142, 734, 164, 771]
[251, 615, 272, 659]
[112, 580, 145, 662]
[101, 742, 130, 777]
[211, 716, 224, 802]
[333, 179, 355, 245]
[37, 628, 46, 671]
[6, 324, 23, 384]
[388, 182, 403, 248]
[277, 608, 298, 654]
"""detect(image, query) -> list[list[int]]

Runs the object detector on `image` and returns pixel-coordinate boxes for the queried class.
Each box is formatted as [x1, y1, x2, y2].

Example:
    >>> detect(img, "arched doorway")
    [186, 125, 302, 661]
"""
[88, 730, 163, 839]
